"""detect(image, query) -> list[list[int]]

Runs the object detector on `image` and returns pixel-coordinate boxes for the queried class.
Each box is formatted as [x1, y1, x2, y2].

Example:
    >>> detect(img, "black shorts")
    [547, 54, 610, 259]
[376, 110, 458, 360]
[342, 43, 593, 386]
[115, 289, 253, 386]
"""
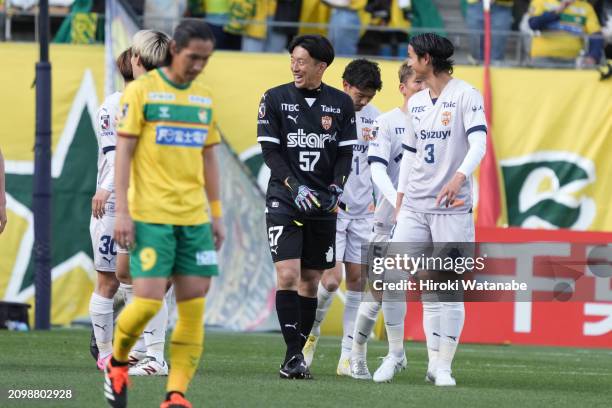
[266, 213, 336, 270]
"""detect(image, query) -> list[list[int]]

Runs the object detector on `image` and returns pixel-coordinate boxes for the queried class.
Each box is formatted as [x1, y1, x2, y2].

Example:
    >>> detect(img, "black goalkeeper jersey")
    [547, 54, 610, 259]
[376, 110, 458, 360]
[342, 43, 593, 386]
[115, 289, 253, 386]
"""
[257, 82, 357, 219]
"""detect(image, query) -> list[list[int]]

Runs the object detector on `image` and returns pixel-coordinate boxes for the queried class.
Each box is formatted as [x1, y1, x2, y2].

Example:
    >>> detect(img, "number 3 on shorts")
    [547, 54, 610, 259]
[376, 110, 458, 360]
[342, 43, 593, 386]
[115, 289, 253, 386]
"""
[268, 226, 283, 246]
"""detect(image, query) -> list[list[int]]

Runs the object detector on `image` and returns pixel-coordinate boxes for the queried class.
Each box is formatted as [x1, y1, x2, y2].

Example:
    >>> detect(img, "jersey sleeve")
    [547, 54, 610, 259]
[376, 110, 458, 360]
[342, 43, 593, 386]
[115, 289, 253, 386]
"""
[256, 92, 281, 145]
[96, 105, 117, 192]
[585, 5, 601, 34]
[338, 96, 357, 148]
[462, 88, 488, 138]
[402, 112, 417, 153]
[117, 81, 145, 137]
[205, 96, 221, 147]
[368, 116, 391, 166]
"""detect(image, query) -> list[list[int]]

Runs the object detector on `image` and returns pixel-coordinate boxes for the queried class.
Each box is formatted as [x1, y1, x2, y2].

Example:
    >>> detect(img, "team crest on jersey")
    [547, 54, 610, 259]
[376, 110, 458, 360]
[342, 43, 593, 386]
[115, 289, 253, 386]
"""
[441, 111, 452, 126]
[100, 109, 110, 130]
[370, 126, 379, 140]
[258, 102, 266, 119]
[362, 127, 374, 141]
[198, 108, 209, 123]
[321, 115, 332, 130]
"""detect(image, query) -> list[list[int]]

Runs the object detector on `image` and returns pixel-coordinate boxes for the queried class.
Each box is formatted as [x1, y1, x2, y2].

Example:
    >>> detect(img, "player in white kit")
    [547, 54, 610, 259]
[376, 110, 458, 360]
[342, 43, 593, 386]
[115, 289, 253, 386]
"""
[377, 33, 487, 385]
[302, 59, 382, 375]
[349, 62, 424, 380]
[89, 31, 173, 376]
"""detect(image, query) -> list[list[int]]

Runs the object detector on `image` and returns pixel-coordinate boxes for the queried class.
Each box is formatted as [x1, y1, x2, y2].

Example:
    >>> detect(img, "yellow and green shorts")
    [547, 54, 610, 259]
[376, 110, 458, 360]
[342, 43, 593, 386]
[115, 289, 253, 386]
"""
[130, 221, 219, 279]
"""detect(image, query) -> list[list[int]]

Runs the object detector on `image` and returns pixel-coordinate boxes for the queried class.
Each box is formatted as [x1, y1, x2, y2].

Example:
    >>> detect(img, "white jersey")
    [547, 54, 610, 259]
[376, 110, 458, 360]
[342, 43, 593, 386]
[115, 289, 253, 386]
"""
[368, 107, 408, 225]
[402, 79, 487, 214]
[95, 92, 122, 212]
[339, 103, 380, 219]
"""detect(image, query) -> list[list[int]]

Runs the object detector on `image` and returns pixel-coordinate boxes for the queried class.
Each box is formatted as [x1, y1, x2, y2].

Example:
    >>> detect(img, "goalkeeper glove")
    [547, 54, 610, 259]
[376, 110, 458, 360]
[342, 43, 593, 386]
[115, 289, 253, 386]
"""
[323, 184, 343, 212]
[285, 177, 321, 213]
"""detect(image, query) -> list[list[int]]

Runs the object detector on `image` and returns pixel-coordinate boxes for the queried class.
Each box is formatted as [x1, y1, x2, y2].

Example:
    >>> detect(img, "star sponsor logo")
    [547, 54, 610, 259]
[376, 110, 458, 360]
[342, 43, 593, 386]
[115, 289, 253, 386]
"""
[321, 115, 332, 130]
[441, 111, 452, 126]
[287, 129, 336, 148]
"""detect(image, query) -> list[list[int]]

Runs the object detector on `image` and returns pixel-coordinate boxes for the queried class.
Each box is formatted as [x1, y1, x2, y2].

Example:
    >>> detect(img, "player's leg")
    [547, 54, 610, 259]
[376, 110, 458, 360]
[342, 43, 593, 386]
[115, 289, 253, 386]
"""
[428, 213, 474, 386]
[302, 218, 347, 367]
[115, 250, 147, 366]
[267, 214, 309, 379]
[161, 223, 217, 407]
[104, 222, 173, 408]
[299, 216, 337, 376]
[89, 216, 121, 370]
[374, 211, 430, 383]
[351, 227, 391, 379]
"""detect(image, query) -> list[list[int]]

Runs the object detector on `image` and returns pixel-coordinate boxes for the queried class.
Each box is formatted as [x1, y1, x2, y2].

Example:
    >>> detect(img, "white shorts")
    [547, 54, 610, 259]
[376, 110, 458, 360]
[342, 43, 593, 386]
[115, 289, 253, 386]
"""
[336, 217, 374, 264]
[90, 214, 128, 273]
[392, 210, 475, 243]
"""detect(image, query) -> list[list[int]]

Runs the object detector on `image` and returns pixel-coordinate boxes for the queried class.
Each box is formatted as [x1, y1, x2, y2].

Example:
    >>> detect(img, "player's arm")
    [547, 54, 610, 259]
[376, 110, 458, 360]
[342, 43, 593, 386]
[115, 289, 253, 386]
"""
[256, 92, 319, 212]
[395, 115, 417, 219]
[368, 118, 398, 208]
[528, 0, 570, 30]
[113, 83, 143, 249]
[324, 97, 357, 212]
[92, 107, 115, 219]
[0, 148, 6, 234]
[203, 120, 225, 250]
[436, 89, 487, 208]
[585, 6, 603, 64]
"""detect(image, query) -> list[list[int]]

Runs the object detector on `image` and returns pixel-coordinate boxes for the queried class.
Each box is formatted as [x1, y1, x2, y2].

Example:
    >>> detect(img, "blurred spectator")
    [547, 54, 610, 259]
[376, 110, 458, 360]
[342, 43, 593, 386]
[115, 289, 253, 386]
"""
[528, 0, 603, 67]
[359, 0, 412, 57]
[465, 0, 514, 62]
[241, 0, 288, 52]
[326, 0, 366, 56]
[143, 0, 187, 34]
[203, 0, 241, 50]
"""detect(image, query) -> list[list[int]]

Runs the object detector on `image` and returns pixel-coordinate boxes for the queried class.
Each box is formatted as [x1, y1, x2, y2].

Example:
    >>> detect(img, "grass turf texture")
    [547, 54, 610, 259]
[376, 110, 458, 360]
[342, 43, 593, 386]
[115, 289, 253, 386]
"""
[0, 329, 610, 407]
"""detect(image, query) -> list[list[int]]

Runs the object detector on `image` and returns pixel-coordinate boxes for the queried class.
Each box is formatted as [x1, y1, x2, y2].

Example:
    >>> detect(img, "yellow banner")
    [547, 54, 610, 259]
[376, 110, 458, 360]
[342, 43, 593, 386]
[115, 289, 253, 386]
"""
[1, 44, 610, 327]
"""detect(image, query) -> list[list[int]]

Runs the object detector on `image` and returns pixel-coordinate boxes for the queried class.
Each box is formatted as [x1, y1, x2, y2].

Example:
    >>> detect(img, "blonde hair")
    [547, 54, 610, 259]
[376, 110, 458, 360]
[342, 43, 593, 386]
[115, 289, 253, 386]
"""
[398, 61, 415, 84]
[131, 30, 170, 70]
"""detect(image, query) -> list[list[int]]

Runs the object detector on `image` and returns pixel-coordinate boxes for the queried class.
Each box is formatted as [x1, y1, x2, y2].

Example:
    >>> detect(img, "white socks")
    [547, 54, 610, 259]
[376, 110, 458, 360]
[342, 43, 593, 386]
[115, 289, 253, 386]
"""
[341, 290, 362, 356]
[143, 298, 168, 362]
[422, 301, 442, 373]
[437, 302, 465, 372]
[311, 282, 335, 337]
[89, 292, 114, 358]
[382, 299, 407, 358]
[351, 301, 380, 359]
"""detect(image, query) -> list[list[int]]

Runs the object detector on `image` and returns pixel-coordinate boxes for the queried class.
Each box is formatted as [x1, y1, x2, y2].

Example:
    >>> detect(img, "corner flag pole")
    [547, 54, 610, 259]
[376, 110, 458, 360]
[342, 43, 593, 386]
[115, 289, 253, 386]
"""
[476, 0, 502, 227]
[34, 0, 52, 330]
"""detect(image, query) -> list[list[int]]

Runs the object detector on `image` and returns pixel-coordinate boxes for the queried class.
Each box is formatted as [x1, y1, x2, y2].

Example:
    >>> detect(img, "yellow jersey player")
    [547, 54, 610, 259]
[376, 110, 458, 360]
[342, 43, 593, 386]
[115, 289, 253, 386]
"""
[104, 20, 224, 408]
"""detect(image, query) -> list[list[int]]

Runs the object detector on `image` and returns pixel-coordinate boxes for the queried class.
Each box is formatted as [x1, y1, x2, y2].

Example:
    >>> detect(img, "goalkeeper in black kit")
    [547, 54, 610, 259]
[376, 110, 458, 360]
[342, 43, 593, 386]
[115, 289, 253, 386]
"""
[257, 34, 357, 379]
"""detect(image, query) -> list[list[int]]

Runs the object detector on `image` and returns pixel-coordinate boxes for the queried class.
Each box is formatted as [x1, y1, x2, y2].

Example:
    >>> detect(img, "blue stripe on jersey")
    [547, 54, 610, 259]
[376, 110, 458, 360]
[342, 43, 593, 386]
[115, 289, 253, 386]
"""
[102, 146, 116, 154]
[467, 125, 487, 136]
[368, 156, 389, 166]
[402, 144, 416, 153]
[393, 153, 403, 163]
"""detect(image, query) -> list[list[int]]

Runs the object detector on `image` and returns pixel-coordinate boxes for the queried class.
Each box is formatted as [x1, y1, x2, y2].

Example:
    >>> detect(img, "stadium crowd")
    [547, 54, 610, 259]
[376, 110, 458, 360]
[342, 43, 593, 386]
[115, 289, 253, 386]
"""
[2, 0, 611, 66]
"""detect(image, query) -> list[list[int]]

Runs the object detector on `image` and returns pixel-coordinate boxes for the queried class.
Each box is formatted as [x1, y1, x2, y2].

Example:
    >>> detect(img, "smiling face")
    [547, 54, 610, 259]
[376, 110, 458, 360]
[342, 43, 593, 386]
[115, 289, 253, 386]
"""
[169, 38, 214, 83]
[290, 46, 326, 89]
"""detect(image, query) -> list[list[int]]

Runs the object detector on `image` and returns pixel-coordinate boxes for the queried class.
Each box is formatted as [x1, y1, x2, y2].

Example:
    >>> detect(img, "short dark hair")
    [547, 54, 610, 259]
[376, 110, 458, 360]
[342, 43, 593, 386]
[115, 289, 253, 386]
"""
[342, 59, 383, 92]
[288, 35, 335, 66]
[409, 33, 454, 75]
[173, 19, 216, 51]
[116, 48, 134, 82]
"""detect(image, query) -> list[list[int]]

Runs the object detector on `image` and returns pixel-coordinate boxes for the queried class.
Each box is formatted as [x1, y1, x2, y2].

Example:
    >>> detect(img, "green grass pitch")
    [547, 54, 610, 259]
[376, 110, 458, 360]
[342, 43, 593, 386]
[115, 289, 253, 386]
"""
[0, 329, 610, 407]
